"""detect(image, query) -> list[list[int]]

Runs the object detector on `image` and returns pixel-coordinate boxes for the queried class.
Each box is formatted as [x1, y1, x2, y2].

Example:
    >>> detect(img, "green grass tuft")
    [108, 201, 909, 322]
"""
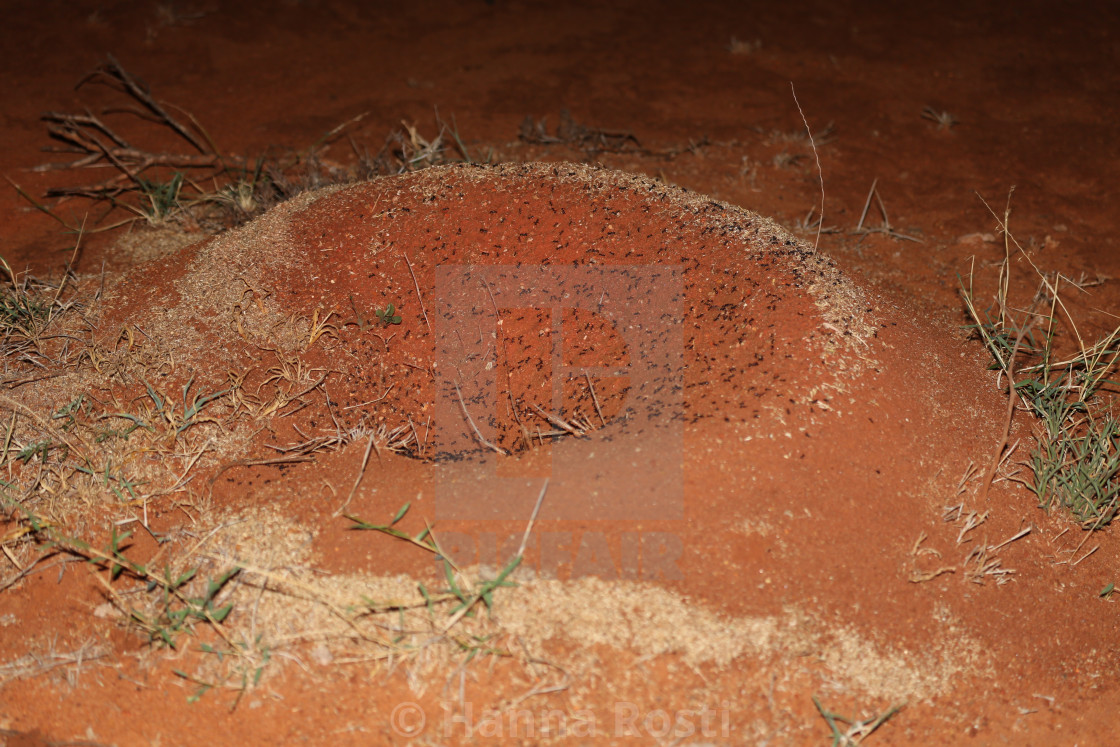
[961, 195, 1120, 529]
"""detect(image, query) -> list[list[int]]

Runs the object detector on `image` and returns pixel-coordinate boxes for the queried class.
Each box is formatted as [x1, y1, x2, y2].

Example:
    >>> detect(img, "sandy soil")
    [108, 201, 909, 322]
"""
[1, 1, 1119, 744]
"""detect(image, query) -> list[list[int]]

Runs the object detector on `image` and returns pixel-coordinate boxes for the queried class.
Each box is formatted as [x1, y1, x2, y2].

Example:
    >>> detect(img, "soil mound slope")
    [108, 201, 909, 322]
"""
[88, 161, 1025, 704]
[97, 162, 1005, 574]
[102, 162, 873, 449]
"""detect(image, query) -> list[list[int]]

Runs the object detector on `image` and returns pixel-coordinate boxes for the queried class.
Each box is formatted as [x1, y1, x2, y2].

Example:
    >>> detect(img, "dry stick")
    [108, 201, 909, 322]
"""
[334, 429, 378, 517]
[406, 415, 423, 457]
[855, 178, 878, 232]
[3, 373, 65, 392]
[0, 644, 109, 682]
[86, 131, 150, 188]
[38, 59, 243, 200]
[989, 526, 1031, 553]
[505, 676, 571, 709]
[38, 135, 225, 174]
[790, 81, 824, 250]
[94, 55, 211, 155]
[310, 111, 370, 153]
[1072, 544, 1099, 566]
[5, 176, 78, 230]
[530, 404, 580, 437]
[1, 544, 23, 572]
[207, 453, 316, 483]
[516, 478, 550, 559]
[56, 110, 130, 148]
[854, 179, 921, 242]
[507, 388, 531, 449]
[477, 277, 527, 449]
[0, 554, 47, 593]
[42, 114, 124, 155]
[181, 518, 249, 561]
[585, 373, 606, 427]
[420, 414, 432, 453]
[453, 380, 507, 455]
[874, 187, 891, 229]
[341, 383, 394, 410]
[480, 276, 504, 359]
[401, 251, 431, 334]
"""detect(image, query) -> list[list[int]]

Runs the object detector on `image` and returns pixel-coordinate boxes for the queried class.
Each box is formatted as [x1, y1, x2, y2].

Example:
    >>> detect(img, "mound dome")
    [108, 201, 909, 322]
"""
[100, 162, 997, 532]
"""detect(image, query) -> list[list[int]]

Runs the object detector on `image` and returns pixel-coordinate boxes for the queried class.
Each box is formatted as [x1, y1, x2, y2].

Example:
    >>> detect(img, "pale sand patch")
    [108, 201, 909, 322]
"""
[146, 506, 985, 702]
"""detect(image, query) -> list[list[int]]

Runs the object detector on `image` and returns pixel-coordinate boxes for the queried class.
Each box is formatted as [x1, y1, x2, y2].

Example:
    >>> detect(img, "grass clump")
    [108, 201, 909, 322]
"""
[0, 495, 240, 650]
[0, 255, 78, 355]
[961, 194, 1120, 529]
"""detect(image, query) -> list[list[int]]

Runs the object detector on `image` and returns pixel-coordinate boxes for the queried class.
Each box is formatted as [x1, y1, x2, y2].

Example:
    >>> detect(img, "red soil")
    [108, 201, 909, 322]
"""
[2, 1, 1119, 745]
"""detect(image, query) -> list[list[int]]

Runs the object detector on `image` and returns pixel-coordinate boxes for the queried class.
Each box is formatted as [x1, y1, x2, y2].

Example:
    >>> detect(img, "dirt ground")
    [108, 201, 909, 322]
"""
[2, 1, 1120, 744]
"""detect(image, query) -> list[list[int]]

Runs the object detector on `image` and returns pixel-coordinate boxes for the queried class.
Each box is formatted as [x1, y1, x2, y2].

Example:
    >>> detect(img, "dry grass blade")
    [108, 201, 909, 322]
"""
[853, 179, 921, 243]
[401, 251, 432, 334]
[790, 81, 825, 250]
[0, 640, 109, 684]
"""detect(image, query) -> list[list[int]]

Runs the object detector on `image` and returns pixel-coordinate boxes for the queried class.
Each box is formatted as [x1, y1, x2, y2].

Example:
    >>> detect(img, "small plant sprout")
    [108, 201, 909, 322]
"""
[136, 172, 185, 224]
[922, 106, 959, 131]
[211, 158, 269, 216]
[136, 376, 228, 438]
[375, 302, 402, 326]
